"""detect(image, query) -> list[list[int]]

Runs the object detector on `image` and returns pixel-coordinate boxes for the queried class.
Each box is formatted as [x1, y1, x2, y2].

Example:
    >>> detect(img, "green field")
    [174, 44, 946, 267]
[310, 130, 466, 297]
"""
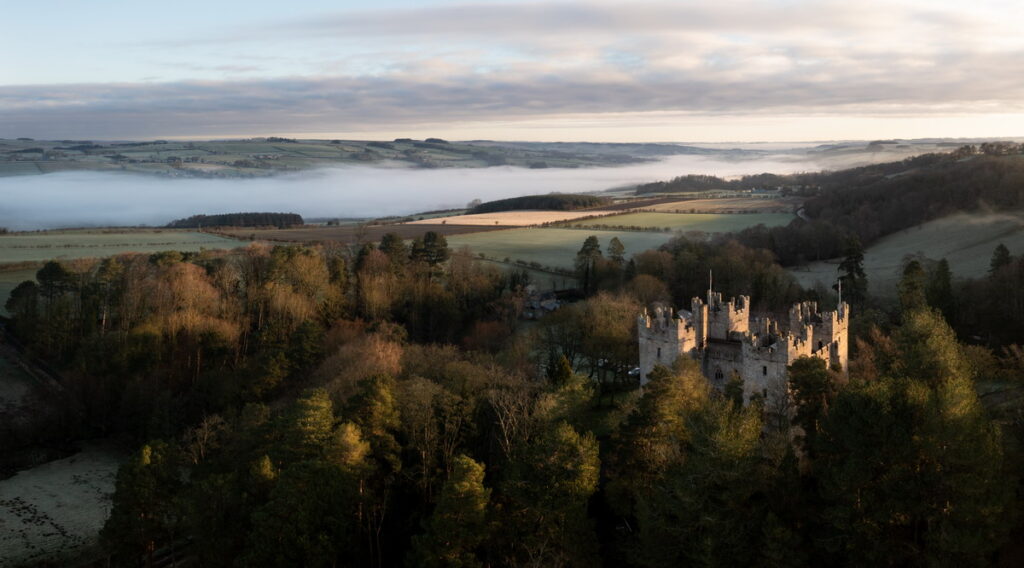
[0, 230, 242, 263]
[569, 212, 794, 232]
[448, 228, 675, 269]
[791, 212, 1024, 296]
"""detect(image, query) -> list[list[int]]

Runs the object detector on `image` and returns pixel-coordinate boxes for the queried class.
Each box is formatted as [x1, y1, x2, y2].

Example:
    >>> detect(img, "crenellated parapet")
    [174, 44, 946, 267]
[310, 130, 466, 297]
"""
[638, 291, 850, 391]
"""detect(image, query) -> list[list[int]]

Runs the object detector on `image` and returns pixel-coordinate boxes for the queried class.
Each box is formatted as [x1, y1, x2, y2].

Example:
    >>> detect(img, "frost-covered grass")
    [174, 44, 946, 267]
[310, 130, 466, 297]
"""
[0, 442, 125, 566]
[791, 212, 1024, 296]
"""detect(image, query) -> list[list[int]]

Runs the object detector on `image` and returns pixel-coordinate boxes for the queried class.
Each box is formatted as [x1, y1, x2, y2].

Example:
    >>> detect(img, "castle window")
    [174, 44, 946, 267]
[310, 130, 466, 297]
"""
[657, 347, 661, 359]
[762, 365, 767, 376]
[714, 368, 724, 381]
[818, 340, 823, 350]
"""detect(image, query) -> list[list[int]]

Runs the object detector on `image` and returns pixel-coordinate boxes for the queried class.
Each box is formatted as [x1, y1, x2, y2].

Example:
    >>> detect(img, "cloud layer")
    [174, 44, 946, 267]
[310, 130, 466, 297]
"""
[3, 0, 1023, 140]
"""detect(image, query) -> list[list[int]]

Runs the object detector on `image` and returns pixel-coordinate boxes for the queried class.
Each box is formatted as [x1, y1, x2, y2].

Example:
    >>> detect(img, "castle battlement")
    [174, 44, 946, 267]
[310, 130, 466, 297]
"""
[638, 290, 849, 406]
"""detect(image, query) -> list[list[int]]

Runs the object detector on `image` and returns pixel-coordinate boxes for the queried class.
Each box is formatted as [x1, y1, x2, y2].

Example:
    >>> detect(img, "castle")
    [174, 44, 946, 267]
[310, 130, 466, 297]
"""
[637, 289, 848, 405]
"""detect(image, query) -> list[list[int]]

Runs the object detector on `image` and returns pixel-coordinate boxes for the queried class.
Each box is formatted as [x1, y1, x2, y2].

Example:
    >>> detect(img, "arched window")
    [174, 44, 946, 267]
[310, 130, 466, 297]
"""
[657, 347, 662, 360]
[762, 365, 767, 376]
[714, 368, 724, 381]
[818, 340, 823, 350]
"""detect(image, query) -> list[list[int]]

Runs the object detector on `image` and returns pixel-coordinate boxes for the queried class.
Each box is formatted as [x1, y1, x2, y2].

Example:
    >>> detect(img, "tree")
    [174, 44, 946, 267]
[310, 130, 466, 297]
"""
[102, 442, 182, 566]
[724, 372, 745, 408]
[379, 232, 409, 266]
[409, 455, 491, 568]
[500, 422, 600, 567]
[245, 461, 360, 567]
[816, 375, 1010, 565]
[607, 237, 626, 265]
[926, 258, 955, 321]
[279, 388, 335, 463]
[632, 396, 767, 567]
[787, 356, 835, 458]
[836, 237, 867, 307]
[412, 231, 451, 266]
[548, 354, 574, 387]
[574, 236, 603, 295]
[897, 259, 927, 314]
[990, 243, 1011, 274]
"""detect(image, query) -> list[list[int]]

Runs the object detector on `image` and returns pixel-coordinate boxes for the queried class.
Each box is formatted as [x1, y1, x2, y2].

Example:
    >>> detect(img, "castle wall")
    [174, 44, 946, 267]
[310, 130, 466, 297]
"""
[638, 296, 850, 402]
[637, 307, 696, 383]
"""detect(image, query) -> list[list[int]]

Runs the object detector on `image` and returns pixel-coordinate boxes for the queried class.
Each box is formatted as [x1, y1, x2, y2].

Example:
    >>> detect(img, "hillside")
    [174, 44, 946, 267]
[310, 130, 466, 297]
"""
[790, 211, 1024, 295]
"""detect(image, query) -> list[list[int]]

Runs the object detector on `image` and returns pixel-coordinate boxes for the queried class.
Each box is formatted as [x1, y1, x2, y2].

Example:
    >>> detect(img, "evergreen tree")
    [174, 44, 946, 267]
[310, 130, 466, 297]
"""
[787, 356, 835, 458]
[926, 258, 955, 322]
[574, 236, 603, 295]
[989, 243, 1011, 274]
[548, 354, 574, 387]
[101, 442, 182, 565]
[380, 232, 409, 265]
[499, 422, 600, 567]
[836, 237, 868, 307]
[409, 454, 491, 568]
[898, 260, 928, 314]
[412, 231, 451, 266]
[607, 237, 626, 265]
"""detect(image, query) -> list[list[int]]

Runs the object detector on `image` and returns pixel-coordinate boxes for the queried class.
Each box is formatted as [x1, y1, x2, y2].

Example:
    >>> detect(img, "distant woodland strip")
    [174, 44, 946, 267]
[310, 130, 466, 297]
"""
[470, 194, 610, 213]
[167, 212, 304, 229]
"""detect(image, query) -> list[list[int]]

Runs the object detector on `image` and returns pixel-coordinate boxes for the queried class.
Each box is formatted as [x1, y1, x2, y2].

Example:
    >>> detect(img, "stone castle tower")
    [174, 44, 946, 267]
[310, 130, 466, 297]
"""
[637, 289, 849, 405]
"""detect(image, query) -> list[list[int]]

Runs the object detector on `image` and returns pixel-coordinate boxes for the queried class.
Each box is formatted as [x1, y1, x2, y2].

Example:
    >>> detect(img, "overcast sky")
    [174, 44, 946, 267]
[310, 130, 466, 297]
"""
[3, 0, 1023, 142]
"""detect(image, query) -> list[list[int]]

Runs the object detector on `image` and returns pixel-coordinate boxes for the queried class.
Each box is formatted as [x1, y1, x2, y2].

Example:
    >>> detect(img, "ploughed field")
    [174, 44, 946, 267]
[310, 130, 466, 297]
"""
[791, 211, 1024, 295]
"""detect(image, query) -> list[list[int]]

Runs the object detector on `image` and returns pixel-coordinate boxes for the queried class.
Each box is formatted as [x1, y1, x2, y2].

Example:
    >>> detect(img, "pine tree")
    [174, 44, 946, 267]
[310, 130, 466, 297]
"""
[897, 259, 927, 314]
[836, 237, 868, 307]
[409, 454, 491, 568]
[101, 442, 182, 565]
[575, 236, 603, 295]
[608, 237, 626, 265]
[989, 243, 1011, 274]
[926, 258, 955, 322]
[787, 356, 835, 458]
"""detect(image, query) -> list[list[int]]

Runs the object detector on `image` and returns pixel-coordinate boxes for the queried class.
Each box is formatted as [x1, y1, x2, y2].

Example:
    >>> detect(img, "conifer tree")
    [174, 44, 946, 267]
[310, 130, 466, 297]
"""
[410, 454, 491, 568]
[989, 243, 1011, 274]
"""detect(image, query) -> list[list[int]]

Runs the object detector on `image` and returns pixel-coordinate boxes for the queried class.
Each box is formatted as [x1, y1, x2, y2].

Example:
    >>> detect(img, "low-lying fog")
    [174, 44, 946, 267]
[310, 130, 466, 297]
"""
[1, 153, 825, 230]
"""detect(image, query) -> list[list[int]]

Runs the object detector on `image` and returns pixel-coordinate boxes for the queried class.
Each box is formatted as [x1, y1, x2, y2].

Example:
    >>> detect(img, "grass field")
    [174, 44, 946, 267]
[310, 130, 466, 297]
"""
[0, 442, 125, 566]
[0, 230, 241, 263]
[569, 212, 794, 232]
[221, 223, 506, 244]
[447, 228, 675, 269]
[643, 196, 800, 213]
[791, 212, 1024, 296]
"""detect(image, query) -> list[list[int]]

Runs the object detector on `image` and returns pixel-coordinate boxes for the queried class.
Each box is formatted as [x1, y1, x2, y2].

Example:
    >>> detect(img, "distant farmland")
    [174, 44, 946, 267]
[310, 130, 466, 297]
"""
[0, 230, 241, 263]
[447, 228, 675, 269]
[791, 212, 1024, 295]
[219, 223, 507, 244]
[642, 196, 799, 213]
[567, 212, 794, 232]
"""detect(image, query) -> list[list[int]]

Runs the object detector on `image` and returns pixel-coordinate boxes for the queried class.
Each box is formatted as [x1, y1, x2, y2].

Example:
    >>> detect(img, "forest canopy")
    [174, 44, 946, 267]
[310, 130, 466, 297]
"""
[469, 194, 610, 213]
[166, 212, 304, 229]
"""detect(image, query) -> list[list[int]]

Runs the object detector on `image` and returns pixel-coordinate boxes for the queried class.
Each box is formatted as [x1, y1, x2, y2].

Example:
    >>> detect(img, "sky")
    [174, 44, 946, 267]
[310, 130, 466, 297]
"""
[3, 0, 1023, 142]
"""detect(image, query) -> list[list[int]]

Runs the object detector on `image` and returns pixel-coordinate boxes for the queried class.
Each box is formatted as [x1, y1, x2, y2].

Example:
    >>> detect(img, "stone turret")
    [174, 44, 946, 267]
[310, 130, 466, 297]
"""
[637, 306, 697, 383]
[637, 289, 850, 401]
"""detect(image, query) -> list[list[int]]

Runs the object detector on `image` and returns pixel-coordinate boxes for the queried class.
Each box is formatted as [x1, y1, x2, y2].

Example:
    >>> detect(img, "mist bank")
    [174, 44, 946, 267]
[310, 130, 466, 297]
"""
[0, 152, 896, 230]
